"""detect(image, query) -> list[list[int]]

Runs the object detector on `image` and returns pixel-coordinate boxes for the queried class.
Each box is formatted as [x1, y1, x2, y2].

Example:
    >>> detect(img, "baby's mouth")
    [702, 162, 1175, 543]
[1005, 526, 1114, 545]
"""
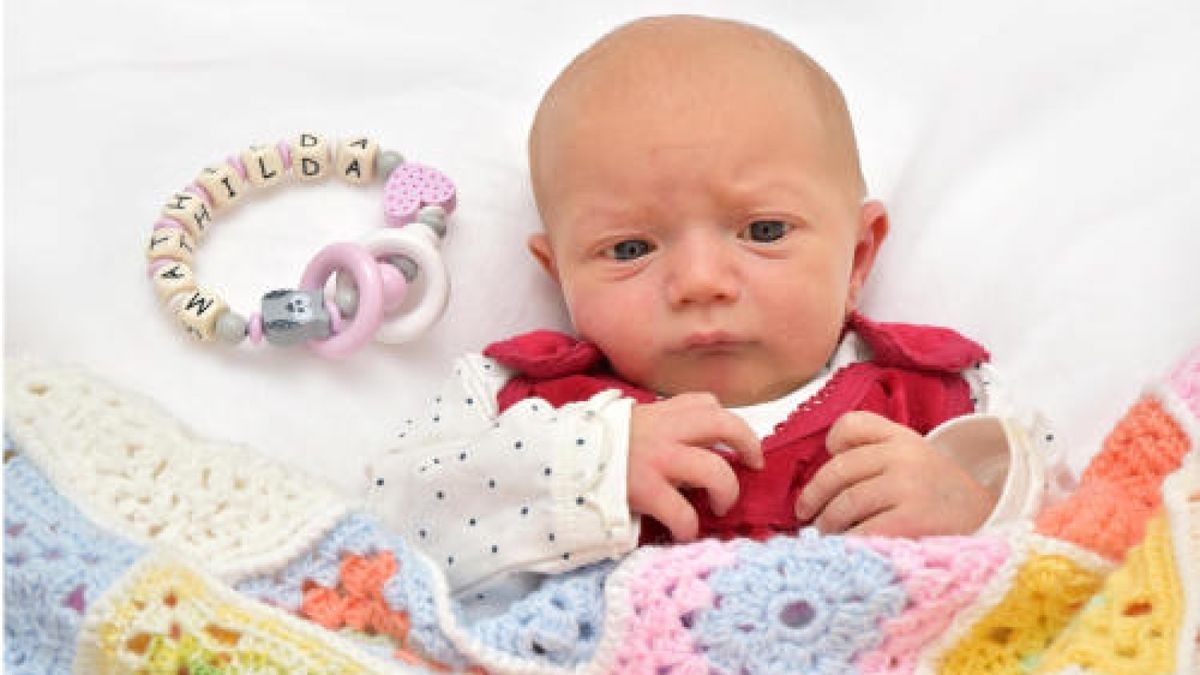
[678, 331, 747, 352]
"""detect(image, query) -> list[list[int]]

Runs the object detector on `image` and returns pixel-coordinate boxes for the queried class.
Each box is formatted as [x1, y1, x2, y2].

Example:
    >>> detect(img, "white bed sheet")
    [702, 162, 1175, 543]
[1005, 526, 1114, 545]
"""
[6, 0, 1199, 500]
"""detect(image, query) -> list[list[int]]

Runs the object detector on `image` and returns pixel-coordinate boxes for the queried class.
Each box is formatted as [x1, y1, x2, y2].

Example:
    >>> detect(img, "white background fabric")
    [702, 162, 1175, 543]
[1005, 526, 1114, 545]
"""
[6, 0, 1200, 498]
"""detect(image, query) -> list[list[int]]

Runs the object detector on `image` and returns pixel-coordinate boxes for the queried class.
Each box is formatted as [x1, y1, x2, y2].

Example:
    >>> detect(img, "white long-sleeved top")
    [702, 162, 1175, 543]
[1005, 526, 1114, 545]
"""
[366, 333, 1072, 608]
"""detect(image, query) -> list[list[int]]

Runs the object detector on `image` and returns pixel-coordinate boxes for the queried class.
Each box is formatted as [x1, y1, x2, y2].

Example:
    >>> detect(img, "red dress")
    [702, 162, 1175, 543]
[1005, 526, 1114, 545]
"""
[484, 313, 989, 543]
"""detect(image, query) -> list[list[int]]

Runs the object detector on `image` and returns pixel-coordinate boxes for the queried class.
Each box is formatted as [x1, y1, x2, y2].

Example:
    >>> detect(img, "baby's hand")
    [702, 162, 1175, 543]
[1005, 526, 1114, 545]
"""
[795, 411, 995, 537]
[628, 393, 763, 542]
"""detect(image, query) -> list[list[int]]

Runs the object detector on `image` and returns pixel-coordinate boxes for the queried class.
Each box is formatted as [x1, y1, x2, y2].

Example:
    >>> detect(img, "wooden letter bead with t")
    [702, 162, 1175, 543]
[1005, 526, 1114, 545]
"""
[175, 288, 228, 341]
[336, 137, 379, 185]
[195, 164, 247, 211]
[146, 228, 195, 264]
[240, 144, 286, 189]
[291, 133, 331, 182]
[152, 261, 197, 301]
[162, 192, 212, 240]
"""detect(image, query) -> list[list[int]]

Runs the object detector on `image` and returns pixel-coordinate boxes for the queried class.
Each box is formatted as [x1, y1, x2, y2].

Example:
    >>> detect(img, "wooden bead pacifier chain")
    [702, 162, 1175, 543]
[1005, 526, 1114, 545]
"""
[145, 133, 456, 358]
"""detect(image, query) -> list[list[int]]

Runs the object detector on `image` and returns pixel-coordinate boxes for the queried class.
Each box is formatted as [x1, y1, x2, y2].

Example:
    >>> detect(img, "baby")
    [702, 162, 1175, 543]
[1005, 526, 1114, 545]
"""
[368, 15, 1058, 602]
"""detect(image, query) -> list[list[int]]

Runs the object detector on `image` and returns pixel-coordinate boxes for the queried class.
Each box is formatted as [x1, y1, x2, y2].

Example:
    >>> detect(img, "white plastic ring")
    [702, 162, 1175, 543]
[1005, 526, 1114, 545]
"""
[357, 224, 449, 343]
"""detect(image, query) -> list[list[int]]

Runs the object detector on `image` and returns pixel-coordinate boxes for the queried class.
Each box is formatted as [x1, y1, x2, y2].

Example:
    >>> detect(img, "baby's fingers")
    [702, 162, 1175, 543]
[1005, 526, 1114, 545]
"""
[662, 445, 741, 518]
[795, 443, 886, 522]
[672, 394, 763, 469]
[629, 473, 701, 542]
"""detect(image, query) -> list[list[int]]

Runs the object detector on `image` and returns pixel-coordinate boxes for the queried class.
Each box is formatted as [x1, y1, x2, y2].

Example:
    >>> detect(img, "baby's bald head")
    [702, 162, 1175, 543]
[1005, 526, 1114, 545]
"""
[529, 15, 866, 228]
[522, 16, 890, 405]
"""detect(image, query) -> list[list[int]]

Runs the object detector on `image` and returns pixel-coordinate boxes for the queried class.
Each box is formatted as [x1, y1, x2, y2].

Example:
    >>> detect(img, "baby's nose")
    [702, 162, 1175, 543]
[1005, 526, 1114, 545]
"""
[665, 238, 740, 307]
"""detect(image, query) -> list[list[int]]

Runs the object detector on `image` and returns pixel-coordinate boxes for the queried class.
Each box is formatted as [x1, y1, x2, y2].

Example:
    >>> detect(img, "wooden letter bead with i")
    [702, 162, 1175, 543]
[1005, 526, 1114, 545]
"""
[152, 261, 197, 301]
[162, 192, 212, 240]
[291, 133, 331, 182]
[146, 228, 196, 264]
[336, 137, 379, 185]
[195, 164, 247, 211]
[175, 288, 228, 341]
[240, 144, 287, 189]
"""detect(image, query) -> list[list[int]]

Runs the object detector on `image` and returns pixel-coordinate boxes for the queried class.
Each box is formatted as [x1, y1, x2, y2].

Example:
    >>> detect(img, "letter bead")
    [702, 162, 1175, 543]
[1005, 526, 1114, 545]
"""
[195, 164, 247, 211]
[175, 288, 228, 341]
[240, 144, 287, 189]
[336, 137, 379, 185]
[146, 227, 196, 264]
[291, 133, 331, 182]
[162, 191, 212, 240]
[152, 261, 197, 302]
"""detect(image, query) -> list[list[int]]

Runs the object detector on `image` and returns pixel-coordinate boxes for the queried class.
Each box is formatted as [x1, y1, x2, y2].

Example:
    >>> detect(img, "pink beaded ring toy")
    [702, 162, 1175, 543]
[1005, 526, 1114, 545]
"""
[145, 133, 456, 359]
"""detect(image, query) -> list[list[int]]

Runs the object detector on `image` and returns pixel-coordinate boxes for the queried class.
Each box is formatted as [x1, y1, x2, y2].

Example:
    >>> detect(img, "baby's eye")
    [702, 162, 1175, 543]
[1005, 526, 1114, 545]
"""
[608, 239, 653, 260]
[741, 220, 791, 243]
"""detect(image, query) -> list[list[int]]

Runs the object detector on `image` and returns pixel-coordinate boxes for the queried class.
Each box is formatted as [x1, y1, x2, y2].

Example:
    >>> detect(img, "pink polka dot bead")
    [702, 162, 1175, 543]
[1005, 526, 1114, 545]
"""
[383, 164, 457, 226]
[147, 133, 455, 358]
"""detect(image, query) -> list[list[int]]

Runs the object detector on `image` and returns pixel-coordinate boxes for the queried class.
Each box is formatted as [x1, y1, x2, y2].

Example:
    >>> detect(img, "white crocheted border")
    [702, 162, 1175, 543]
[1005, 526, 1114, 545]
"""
[1152, 381, 1200, 673]
[3, 359, 351, 583]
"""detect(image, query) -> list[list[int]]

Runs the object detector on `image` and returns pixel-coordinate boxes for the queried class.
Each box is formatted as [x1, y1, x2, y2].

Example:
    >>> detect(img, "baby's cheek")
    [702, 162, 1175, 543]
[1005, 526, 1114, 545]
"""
[569, 295, 652, 375]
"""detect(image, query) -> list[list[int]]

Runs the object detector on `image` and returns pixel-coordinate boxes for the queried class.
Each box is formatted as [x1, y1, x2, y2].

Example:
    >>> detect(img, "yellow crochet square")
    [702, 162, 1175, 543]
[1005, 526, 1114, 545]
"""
[1035, 512, 1182, 674]
[938, 554, 1104, 673]
[79, 557, 380, 674]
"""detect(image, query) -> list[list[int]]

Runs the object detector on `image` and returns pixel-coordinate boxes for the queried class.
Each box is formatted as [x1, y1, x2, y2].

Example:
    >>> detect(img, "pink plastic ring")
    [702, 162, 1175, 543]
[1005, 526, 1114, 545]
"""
[299, 242, 384, 358]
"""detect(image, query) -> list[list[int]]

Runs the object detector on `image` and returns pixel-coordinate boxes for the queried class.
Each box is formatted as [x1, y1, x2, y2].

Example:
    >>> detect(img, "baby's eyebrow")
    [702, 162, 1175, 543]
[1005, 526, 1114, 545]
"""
[721, 176, 812, 205]
[567, 203, 643, 230]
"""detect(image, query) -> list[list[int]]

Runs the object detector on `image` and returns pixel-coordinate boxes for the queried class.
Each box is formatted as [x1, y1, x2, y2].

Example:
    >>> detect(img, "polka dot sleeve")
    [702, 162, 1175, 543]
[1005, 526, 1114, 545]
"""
[365, 354, 638, 593]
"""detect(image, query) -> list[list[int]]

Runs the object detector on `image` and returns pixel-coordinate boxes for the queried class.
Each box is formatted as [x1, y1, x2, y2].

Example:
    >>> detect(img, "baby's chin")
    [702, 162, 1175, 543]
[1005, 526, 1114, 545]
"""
[650, 372, 813, 407]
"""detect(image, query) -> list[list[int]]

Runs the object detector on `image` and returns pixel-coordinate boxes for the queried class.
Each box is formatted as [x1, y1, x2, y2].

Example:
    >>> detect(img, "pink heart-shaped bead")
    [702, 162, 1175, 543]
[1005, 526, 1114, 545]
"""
[383, 163, 456, 226]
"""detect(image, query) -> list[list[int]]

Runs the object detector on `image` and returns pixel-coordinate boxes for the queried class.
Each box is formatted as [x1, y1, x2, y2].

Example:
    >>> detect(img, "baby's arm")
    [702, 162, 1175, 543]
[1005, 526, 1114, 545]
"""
[628, 393, 763, 542]
[367, 354, 640, 593]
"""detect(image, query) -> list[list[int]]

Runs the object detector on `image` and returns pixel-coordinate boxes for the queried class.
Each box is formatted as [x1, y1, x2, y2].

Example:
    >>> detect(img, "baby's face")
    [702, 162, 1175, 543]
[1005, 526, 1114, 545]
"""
[529, 28, 886, 405]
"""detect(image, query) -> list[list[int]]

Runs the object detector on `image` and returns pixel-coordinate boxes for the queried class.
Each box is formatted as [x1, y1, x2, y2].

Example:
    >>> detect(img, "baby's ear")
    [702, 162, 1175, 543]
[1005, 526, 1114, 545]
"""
[527, 232, 560, 282]
[846, 200, 889, 313]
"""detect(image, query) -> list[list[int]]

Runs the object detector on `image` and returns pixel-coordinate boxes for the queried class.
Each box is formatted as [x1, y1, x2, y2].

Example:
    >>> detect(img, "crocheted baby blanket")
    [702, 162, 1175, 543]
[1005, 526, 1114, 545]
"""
[5, 354, 1200, 674]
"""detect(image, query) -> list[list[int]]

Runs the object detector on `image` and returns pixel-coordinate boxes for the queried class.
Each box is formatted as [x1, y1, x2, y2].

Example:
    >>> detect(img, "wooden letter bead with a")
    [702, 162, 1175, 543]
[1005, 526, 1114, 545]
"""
[336, 137, 379, 185]
[152, 261, 197, 302]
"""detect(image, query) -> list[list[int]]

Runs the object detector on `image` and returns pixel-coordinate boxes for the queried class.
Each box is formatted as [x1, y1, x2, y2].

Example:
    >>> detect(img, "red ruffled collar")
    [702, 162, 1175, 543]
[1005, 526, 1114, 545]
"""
[484, 312, 989, 379]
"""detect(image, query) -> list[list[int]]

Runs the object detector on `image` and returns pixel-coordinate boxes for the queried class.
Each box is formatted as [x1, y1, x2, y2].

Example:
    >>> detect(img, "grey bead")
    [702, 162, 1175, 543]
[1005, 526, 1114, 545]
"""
[215, 311, 248, 344]
[376, 150, 405, 180]
[261, 289, 331, 346]
[387, 255, 419, 283]
[417, 205, 447, 238]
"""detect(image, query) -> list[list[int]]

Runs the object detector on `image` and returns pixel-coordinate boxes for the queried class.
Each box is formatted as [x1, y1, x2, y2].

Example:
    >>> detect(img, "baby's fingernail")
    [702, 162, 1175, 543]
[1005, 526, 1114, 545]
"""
[795, 498, 811, 519]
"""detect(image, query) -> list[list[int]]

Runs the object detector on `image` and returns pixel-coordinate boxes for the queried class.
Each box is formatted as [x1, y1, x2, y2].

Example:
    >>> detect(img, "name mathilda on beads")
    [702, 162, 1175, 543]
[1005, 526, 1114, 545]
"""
[145, 133, 457, 359]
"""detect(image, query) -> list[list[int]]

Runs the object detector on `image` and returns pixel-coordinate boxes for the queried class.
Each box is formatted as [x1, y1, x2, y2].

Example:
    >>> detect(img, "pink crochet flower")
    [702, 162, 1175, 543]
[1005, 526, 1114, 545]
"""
[609, 540, 737, 673]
